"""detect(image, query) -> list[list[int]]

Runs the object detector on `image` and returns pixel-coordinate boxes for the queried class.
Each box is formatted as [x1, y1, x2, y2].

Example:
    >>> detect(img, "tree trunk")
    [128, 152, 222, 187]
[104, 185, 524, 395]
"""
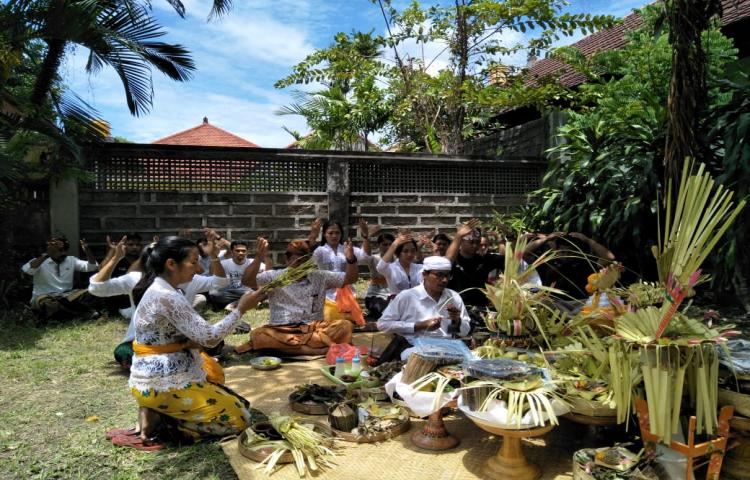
[31, 39, 67, 108]
[663, 0, 721, 184]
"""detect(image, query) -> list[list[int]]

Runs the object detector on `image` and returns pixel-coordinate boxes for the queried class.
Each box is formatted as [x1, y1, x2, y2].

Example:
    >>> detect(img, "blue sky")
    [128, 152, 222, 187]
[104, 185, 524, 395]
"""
[64, 0, 647, 147]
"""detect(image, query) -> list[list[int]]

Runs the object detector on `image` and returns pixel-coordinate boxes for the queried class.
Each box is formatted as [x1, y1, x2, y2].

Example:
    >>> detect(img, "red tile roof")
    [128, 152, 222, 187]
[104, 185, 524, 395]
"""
[527, 0, 750, 88]
[152, 117, 259, 147]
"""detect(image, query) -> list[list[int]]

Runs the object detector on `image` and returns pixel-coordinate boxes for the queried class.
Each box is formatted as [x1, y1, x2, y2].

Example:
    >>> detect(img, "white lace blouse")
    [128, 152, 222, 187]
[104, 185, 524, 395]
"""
[312, 243, 368, 300]
[128, 277, 240, 392]
[376, 258, 424, 295]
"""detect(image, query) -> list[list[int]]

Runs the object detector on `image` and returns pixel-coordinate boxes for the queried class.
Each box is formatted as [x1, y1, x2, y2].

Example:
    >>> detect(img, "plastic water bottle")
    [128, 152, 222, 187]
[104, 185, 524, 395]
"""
[334, 357, 346, 378]
[350, 354, 362, 376]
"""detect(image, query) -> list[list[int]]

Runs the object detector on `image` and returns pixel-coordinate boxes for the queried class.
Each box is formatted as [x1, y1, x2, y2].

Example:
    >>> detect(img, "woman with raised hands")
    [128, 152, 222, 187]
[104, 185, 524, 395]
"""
[310, 218, 370, 325]
[376, 232, 424, 298]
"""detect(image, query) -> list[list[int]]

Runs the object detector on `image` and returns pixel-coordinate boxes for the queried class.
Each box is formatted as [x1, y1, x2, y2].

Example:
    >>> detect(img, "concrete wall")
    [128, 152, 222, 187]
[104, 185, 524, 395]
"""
[76, 145, 547, 262]
[79, 190, 329, 263]
[350, 193, 527, 234]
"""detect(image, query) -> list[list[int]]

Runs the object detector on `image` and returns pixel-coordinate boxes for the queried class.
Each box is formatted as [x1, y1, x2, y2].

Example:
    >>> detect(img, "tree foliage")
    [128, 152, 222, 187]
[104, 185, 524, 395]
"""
[522, 7, 738, 283]
[275, 0, 616, 153]
[0, 0, 236, 189]
[276, 31, 390, 150]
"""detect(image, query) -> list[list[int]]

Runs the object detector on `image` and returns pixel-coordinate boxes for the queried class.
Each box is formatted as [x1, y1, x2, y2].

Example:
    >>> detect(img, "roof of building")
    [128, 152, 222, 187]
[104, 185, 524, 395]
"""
[526, 0, 750, 88]
[152, 117, 259, 147]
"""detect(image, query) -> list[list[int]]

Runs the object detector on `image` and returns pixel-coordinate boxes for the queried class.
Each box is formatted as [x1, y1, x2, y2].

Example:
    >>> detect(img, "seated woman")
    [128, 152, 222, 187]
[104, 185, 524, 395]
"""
[109, 236, 262, 450]
[376, 232, 424, 297]
[310, 218, 371, 324]
[89, 234, 229, 370]
[236, 238, 359, 356]
[364, 233, 394, 320]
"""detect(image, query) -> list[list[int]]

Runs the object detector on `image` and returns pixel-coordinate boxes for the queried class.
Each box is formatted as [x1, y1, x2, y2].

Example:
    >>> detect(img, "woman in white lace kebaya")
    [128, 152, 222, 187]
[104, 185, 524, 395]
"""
[310, 219, 371, 324]
[109, 237, 264, 451]
[376, 232, 424, 297]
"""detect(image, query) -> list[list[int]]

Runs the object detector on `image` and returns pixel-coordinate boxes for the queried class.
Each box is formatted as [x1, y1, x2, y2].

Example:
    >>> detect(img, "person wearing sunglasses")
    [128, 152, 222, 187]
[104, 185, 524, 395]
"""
[444, 219, 508, 329]
[235, 238, 359, 355]
[375, 256, 471, 362]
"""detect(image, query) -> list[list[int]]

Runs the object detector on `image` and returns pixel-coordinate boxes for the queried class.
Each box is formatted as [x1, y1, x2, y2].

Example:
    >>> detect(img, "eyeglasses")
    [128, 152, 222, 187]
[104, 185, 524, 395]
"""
[427, 271, 452, 279]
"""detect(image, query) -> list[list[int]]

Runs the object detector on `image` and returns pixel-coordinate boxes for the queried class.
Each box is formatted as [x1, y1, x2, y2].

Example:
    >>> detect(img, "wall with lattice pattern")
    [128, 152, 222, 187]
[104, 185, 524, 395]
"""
[78, 144, 545, 262]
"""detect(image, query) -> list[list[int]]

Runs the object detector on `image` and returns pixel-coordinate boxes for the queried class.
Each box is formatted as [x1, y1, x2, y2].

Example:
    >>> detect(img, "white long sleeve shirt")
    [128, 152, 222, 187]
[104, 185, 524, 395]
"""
[377, 284, 471, 343]
[22, 256, 98, 302]
[313, 243, 368, 300]
[376, 258, 424, 295]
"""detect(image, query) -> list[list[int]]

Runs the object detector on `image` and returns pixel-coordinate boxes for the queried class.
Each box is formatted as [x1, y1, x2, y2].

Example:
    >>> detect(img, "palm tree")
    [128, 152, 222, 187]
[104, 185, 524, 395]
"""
[0, 0, 201, 178]
[18, 0, 195, 116]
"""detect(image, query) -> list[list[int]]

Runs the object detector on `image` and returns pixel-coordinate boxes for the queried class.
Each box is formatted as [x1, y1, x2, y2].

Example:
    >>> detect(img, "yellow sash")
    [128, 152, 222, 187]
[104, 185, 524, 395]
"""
[133, 341, 225, 384]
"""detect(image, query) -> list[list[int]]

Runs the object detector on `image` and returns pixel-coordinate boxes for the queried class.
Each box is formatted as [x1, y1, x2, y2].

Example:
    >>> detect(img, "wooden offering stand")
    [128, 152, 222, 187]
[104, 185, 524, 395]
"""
[469, 418, 553, 480]
[634, 398, 733, 480]
[411, 400, 459, 451]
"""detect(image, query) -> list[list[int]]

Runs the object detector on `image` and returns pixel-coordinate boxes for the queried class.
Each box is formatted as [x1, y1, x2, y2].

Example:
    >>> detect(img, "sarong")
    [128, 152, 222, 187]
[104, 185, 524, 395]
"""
[250, 318, 353, 350]
[131, 381, 251, 440]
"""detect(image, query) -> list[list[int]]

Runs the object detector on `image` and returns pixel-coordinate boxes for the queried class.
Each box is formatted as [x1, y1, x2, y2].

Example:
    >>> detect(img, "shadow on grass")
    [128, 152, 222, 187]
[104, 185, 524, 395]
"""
[144, 441, 239, 479]
[0, 307, 51, 351]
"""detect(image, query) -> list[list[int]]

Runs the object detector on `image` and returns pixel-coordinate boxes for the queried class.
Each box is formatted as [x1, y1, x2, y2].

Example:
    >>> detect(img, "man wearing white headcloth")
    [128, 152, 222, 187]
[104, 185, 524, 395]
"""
[376, 256, 471, 362]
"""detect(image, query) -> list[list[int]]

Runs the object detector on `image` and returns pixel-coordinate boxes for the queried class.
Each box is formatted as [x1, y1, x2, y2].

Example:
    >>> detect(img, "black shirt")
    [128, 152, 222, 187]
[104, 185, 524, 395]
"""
[536, 256, 596, 300]
[448, 253, 505, 308]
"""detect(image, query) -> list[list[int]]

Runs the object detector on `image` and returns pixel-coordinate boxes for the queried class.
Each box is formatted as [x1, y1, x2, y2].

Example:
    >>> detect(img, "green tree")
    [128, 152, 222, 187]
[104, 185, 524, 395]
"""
[523, 7, 737, 280]
[275, 31, 390, 150]
[0, 0, 203, 183]
[276, 1, 615, 153]
[376, 0, 616, 153]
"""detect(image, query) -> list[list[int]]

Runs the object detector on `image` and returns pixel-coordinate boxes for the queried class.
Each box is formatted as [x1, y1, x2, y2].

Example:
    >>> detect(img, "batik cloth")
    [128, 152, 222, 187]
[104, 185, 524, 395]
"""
[131, 381, 251, 439]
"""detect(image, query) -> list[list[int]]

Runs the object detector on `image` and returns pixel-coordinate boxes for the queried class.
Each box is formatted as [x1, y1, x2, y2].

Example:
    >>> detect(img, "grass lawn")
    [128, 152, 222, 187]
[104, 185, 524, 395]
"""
[0, 306, 272, 480]
[0, 281, 371, 479]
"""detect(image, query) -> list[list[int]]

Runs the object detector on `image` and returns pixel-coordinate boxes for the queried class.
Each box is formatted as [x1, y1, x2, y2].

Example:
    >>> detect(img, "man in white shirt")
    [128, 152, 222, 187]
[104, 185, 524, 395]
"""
[377, 256, 471, 361]
[211, 239, 268, 311]
[21, 235, 100, 319]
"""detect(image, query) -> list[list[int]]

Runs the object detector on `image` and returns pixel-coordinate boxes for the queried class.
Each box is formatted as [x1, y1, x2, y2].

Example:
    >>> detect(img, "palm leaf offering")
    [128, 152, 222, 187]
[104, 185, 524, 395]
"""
[409, 371, 456, 413]
[653, 158, 745, 338]
[482, 238, 566, 348]
[463, 378, 565, 429]
[601, 159, 745, 441]
[260, 257, 317, 293]
[244, 413, 336, 477]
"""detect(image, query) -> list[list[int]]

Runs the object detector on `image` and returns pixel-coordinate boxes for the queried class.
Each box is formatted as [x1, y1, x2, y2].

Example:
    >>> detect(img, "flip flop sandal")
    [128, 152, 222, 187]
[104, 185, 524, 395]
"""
[105, 427, 138, 440]
[111, 434, 166, 452]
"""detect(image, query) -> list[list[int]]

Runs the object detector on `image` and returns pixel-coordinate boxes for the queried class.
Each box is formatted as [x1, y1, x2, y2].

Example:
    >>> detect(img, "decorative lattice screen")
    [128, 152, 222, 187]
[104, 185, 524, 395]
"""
[349, 161, 545, 194]
[88, 152, 327, 192]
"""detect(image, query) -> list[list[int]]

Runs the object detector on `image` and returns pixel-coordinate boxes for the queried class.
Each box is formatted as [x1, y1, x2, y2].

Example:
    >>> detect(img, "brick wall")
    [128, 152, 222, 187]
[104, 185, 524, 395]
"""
[77, 144, 547, 263]
[350, 193, 528, 235]
[79, 190, 328, 263]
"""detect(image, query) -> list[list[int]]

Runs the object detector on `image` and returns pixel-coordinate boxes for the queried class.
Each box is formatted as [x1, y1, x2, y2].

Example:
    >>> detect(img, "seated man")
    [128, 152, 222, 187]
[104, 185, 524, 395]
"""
[211, 239, 266, 309]
[377, 256, 471, 362]
[524, 231, 615, 314]
[235, 238, 359, 356]
[446, 220, 505, 327]
[21, 236, 99, 319]
[103, 233, 143, 315]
